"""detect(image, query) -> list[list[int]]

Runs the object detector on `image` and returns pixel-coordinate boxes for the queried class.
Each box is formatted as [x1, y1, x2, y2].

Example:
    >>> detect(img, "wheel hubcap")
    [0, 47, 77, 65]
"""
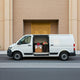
[61, 54, 67, 60]
[14, 53, 20, 59]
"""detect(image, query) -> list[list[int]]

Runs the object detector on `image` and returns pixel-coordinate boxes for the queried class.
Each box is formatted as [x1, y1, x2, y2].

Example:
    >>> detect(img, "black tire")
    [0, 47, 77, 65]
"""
[13, 52, 22, 60]
[59, 52, 69, 61]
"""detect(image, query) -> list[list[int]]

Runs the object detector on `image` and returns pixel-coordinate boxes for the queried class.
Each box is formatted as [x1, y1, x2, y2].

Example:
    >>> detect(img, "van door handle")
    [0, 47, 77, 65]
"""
[28, 45, 31, 46]
[51, 44, 54, 46]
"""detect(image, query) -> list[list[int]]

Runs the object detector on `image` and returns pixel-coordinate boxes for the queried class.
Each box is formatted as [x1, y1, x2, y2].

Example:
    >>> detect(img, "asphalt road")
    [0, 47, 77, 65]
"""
[0, 54, 80, 68]
[0, 54, 80, 80]
[0, 54, 80, 63]
[0, 68, 80, 80]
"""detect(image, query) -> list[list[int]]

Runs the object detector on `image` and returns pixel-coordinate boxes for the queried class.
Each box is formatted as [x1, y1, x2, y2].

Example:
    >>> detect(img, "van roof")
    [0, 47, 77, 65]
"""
[23, 34, 73, 36]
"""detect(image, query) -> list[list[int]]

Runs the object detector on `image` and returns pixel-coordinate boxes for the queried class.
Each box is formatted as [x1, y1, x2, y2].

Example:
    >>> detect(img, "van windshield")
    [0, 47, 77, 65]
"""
[18, 36, 31, 44]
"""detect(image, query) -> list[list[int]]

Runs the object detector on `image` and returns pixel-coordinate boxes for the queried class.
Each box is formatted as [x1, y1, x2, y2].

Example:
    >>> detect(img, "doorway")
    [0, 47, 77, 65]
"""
[23, 20, 58, 35]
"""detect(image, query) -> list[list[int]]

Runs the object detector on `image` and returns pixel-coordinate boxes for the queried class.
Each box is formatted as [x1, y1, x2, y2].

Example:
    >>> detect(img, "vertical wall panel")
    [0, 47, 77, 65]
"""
[69, 0, 77, 49]
[4, 0, 13, 50]
[78, 0, 80, 50]
[0, 0, 4, 50]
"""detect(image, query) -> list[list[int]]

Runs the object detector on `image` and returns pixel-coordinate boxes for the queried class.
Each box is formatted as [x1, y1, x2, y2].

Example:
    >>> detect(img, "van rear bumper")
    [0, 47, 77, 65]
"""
[69, 51, 76, 56]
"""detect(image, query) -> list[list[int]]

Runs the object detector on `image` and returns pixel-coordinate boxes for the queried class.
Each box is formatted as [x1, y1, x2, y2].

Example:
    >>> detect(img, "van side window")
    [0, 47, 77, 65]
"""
[20, 36, 31, 44]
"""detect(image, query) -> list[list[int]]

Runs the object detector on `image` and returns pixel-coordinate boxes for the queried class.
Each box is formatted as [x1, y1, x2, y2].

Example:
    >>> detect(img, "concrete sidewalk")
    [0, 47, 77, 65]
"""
[0, 63, 80, 68]
[0, 51, 7, 54]
[0, 51, 80, 54]
[77, 51, 80, 54]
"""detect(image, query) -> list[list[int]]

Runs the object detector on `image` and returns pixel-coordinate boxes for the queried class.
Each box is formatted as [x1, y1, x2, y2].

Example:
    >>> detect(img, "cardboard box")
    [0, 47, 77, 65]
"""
[35, 45, 42, 53]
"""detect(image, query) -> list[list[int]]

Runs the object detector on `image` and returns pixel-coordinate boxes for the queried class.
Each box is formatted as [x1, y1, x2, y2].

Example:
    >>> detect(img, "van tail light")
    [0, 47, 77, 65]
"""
[73, 44, 75, 47]
[74, 48, 75, 51]
[73, 44, 75, 51]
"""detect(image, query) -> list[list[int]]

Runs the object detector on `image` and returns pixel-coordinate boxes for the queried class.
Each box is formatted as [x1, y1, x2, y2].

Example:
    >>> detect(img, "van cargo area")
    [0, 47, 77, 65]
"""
[33, 35, 49, 53]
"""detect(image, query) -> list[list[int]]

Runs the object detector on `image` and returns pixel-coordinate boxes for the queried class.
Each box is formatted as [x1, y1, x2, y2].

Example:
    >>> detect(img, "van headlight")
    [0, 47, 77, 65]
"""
[8, 47, 12, 50]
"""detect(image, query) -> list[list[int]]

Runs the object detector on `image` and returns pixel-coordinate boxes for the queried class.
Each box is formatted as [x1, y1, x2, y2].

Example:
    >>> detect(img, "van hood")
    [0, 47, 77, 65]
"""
[9, 43, 16, 47]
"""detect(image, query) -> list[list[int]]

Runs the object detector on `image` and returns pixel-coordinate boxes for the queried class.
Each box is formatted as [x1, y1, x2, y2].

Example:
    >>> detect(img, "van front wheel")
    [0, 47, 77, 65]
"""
[59, 52, 69, 61]
[13, 52, 22, 60]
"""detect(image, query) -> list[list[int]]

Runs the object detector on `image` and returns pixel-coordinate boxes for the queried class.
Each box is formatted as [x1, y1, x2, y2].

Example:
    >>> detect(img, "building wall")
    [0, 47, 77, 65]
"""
[24, 23, 31, 34]
[13, 0, 69, 42]
[51, 21, 58, 34]
[69, 0, 76, 49]
[77, 0, 80, 50]
[0, 0, 13, 50]
[0, 0, 80, 50]
[0, 0, 4, 50]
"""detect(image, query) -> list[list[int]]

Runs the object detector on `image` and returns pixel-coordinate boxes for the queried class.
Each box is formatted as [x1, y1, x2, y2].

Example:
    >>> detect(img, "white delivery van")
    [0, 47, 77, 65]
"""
[7, 34, 76, 61]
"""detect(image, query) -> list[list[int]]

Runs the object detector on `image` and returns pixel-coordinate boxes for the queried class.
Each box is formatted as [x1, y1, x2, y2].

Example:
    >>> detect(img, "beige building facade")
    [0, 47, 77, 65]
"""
[0, 0, 80, 50]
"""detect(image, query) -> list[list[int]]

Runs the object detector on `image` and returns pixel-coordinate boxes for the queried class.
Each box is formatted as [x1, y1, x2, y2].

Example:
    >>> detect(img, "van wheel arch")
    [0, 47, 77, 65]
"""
[59, 51, 69, 56]
[59, 51, 69, 61]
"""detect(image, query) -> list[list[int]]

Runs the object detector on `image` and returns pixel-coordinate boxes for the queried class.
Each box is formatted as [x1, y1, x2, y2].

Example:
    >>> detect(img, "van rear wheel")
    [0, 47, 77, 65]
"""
[13, 52, 22, 60]
[59, 52, 69, 61]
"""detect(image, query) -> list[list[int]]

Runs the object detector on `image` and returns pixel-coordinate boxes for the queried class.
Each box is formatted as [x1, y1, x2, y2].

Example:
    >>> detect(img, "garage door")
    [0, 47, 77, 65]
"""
[31, 23, 51, 34]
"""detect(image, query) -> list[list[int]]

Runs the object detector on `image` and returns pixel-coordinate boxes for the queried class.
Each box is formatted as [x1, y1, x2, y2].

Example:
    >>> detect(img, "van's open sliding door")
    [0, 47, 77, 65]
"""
[33, 35, 49, 54]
